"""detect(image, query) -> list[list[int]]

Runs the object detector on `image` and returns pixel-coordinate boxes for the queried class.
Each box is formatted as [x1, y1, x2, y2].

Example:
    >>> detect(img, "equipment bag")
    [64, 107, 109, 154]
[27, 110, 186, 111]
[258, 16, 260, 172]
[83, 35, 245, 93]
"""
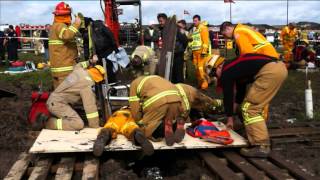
[28, 91, 50, 124]
[187, 119, 234, 145]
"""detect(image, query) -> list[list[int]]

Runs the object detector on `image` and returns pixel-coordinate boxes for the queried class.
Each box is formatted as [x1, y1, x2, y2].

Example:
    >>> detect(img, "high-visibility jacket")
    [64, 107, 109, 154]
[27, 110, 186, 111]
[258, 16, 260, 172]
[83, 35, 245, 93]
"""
[49, 22, 80, 78]
[129, 75, 182, 121]
[280, 26, 298, 45]
[191, 21, 211, 54]
[48, 62, 99, 126]
[233, 24, 279, 59]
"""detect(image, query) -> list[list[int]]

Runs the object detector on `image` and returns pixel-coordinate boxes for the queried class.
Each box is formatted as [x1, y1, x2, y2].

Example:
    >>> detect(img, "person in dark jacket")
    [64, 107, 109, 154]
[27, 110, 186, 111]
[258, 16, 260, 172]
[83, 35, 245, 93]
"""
[6, 25, 19, 61]
[143, 22, 160, 50]
[41, 24, 50, 63]
[0, 30, 5, 64]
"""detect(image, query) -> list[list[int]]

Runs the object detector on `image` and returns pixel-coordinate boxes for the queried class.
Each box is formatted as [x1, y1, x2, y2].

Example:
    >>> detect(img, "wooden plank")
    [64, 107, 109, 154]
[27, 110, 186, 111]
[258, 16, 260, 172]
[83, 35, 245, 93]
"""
[82, 155, 99, 180]
[269, 127, 320, 138]
[199, 152, 241, 180]
[247, 158, 293, 180]
[30, 122, 247, 153]
[269, 152, 317, 180]
[4, 152, 32, 180]
[28, 157, 53, 180]
[55, 157, 76, 180]
[222, 151, 266, 180]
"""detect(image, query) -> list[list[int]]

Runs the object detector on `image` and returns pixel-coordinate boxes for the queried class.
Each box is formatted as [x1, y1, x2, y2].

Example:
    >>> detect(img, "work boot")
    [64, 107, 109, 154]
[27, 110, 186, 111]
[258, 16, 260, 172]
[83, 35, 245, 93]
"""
[174, 117, 185, 143]
[93, 128, 112, 157]
[164, 118, 175, 146]
[32, 113, 49, 131]
[133, 129, 154, 156]
[240, 145, 271, 158]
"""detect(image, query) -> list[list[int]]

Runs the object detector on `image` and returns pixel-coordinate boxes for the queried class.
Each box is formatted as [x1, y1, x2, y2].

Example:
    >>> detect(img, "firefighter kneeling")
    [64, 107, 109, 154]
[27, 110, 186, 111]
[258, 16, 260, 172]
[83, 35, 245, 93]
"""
[207, 54, 287, 157]
[130, 45, 158, 77]
[45, 62, 104, 130]
[93, 108, 154, 157]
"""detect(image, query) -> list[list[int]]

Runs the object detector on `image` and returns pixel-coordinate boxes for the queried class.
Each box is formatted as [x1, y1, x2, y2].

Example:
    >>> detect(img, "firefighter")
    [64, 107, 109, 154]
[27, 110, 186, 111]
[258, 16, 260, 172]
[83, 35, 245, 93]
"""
[220, 21, 279, 59]
[128, 75, 222, 146]
[280, 23, 298, 67]
[190, 15, 211, 90]
[93, 108, 154, 157]
[45, 62, 104, 131]
[130, 45, 157, 77]
[292, 39, 316, 68]
[209, 54, 287, 157]
[49, 2, 81, 88]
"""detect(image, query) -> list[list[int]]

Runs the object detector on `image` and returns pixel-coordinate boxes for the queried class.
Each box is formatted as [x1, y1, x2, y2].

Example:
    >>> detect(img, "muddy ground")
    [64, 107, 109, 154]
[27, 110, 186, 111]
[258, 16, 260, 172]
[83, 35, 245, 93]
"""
[0, 54, 319, 178]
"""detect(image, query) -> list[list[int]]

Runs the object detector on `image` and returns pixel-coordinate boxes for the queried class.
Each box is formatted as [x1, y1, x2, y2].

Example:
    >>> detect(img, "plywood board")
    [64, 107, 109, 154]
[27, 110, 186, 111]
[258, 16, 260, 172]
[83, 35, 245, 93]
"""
[29, 122, 247, 153]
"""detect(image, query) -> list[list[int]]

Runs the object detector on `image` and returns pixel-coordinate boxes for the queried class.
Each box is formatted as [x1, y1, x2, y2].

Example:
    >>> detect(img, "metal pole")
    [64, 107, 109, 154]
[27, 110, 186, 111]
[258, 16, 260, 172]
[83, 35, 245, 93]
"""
[139, 3, 143, 45]
[287, 0, 289, 25]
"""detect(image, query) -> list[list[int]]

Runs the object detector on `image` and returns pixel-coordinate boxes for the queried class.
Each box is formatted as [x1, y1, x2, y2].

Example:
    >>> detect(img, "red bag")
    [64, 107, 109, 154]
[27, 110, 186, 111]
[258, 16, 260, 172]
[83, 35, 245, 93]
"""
[187, 119, 234, 145]
[28, 91, 50, 124]
[11, 61, 25, 67]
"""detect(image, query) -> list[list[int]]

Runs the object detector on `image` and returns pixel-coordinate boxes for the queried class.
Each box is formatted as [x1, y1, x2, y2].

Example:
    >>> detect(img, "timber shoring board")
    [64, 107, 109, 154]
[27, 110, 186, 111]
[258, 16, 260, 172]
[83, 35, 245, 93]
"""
[222, 151, 266, 180]
[199, 152, 242, 180]
[247, 158, 293, 180]
[269, 152, 317, 180]
[269, 127, 320, 138]
[82, 155, 99, 180]
[55, 157, 76, 180]
[28, 157, 53, 180]
[4, 152, 32, 180]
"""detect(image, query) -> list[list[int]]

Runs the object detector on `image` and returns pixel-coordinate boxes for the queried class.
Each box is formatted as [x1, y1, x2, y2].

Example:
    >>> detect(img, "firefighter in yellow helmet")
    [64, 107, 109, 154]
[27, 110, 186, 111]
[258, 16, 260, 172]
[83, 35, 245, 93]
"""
[130, 45, 157, 77]
[45, 62, 104, 130]
[49, 2, 82, 89]
[93, 108, 154, 157]
[220, 21, 279, 59]
[280, 23, 298, 67]
[190, 15, 211, 90]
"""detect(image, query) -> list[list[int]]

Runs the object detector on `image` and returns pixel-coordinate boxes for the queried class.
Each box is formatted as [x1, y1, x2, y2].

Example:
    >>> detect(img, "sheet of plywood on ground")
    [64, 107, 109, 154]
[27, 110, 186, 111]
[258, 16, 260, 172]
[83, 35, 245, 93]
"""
[4, 153, 32, 180]
[28, 157, 53, 180]
[82, 155, 99, 180]
[247, 158, 293, 180]
[199, 152, 242, 180]
[269, 152, 318, 180]
[269, 127, 320, 137]
[222, 151, 267, 180]
[29, 122, 247, 153]
[55, 157, 76, 180]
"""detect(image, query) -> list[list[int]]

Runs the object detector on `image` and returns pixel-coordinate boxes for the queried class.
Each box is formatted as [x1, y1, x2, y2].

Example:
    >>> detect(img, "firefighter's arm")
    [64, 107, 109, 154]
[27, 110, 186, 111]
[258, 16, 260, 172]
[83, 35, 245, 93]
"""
[57, 22, 81, 42]
[128, 81, 142, 121]
[200, 26, 210, 54]
[235, 33, 255, 55]
[80, 86, 100, 128]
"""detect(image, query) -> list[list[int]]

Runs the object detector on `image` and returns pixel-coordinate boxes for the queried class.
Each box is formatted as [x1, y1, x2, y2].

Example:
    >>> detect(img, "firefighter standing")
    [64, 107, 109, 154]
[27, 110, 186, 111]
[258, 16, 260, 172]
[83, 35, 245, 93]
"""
[210, 54, 287, 157]
[220, 21, 279, 59]
[280, 23, 298, 67]
[130, 45, 157, 77]
[45, 62, 104, 131]
[49, 2, 81, 88]
[190, 15, 211, 90]
[128, 75, 222, 146]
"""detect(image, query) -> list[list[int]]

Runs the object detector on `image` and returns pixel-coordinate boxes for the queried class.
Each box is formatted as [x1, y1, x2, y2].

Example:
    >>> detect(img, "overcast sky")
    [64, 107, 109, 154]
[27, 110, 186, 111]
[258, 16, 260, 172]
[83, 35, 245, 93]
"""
[0, 0, 319, 26]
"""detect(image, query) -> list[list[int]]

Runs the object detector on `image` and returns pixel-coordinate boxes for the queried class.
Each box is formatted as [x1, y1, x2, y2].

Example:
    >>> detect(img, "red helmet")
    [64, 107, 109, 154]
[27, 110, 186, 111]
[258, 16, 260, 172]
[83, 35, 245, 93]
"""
[53, 2, 72, 16]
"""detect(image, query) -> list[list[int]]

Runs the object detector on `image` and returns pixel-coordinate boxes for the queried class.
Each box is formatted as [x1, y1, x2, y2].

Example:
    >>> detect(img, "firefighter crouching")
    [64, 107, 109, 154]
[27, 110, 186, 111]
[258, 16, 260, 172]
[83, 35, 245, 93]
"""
[130, 45, 158, 77]
[93, 108, 154, 157]
[49, 2, 81, 88]
[208, 54, 287, 157]
[128, 75, 222, 146]
[45, 62, 105, 130]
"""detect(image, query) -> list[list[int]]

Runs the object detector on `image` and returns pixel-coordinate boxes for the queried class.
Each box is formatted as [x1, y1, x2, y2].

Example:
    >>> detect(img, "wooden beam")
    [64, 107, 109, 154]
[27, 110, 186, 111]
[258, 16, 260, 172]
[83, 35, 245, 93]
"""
[82, 155, 99, 180]
[4, 153, 32, 180]
[198, 152, 241, 180]
[28, 157, 53, 180]
[55, 157, 76, 180]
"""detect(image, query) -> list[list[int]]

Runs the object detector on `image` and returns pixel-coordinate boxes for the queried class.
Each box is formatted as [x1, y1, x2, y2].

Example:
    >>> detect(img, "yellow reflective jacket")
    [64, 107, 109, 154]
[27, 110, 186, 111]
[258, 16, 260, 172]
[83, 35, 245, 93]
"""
[191, 21, 210, 53]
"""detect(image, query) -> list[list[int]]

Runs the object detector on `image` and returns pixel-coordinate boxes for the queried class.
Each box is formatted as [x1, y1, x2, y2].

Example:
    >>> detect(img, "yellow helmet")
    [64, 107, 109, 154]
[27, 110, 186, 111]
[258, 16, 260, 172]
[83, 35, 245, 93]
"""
[37, 63, 44, 69]
[94, 65, 105, 75]
[206, 55, 225, 75]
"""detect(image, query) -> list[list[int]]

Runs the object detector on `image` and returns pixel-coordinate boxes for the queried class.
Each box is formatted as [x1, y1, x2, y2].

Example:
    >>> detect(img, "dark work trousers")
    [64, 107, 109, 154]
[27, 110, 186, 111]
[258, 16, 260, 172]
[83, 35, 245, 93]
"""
[7, 42, 18, 61]
[171, 52, 184, 83]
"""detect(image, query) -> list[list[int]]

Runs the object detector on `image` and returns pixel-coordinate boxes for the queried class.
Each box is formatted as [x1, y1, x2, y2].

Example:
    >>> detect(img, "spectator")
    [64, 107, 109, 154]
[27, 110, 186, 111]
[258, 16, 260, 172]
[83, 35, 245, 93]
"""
[6, 25, 19, 61]
[0, 30, 5, 64]
[144, 21, 159, 50]
[41, 24, 50, 63]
